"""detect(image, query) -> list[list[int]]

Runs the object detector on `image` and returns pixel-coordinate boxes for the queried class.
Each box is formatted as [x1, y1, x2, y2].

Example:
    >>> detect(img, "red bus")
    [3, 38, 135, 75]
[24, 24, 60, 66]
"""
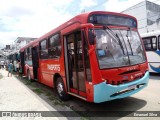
[20, 11, 149, 103]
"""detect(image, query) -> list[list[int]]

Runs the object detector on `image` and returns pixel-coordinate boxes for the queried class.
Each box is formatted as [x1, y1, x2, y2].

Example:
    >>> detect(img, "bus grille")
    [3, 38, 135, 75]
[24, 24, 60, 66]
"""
[110, 83, 145, 97]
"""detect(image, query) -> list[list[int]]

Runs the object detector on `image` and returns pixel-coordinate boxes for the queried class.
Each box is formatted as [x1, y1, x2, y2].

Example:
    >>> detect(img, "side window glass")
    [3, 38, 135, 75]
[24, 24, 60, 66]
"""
[28, 47, 32, 60]
[48, 33, 61, 58]
[40, 40, 48, 59]
[143, 38, 150, 51]
[142, 36, 157, 51]
[152, 37, 157, 50]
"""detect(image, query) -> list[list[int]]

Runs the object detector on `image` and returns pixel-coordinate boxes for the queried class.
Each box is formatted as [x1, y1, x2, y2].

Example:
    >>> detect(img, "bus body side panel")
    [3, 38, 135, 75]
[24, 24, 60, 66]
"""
[93, 71, 149, 103]
[39, 60, 54, 87]
[146, 51, 160, 73]
[38, 57, 65, 88]
[58, 58, 66, 89]
[85, 82, 94, 102]
[37, 33, 66, 88]
[88, 45, 103, 85]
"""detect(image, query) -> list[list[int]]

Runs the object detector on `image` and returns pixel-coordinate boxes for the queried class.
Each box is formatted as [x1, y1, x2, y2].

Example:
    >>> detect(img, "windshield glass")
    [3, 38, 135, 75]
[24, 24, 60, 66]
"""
[95, 29, 146, 69]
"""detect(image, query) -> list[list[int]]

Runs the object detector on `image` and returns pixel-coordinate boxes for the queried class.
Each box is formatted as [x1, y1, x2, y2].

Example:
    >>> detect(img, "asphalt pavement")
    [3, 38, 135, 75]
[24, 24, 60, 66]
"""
[0, 69, 160, 120]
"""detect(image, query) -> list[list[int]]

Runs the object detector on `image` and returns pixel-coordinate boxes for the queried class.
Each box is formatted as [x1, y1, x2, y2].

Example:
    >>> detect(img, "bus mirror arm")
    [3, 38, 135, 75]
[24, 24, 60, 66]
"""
[81, 23, 94, 28]
[81, 23, 95, 45]
[88, 46, 95, 55]
[88, 31, 96, 45]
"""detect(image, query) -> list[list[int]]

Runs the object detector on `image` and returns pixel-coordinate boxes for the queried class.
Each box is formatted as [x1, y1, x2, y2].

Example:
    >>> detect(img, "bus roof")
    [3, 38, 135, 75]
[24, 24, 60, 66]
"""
[140, 31, 160, 38]
[20, 11, 137, 51]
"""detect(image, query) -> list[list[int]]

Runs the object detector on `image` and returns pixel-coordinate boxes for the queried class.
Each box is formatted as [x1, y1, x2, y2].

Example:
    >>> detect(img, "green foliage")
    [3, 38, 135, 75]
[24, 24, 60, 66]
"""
[32, 88, 43, 94]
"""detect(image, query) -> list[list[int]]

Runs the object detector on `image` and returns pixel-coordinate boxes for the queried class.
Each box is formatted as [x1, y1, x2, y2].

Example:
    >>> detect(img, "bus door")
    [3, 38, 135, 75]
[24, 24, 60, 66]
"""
[64, 31, 88, 97]
[32, 46, 39, 80]
[20, 51, 25, 74]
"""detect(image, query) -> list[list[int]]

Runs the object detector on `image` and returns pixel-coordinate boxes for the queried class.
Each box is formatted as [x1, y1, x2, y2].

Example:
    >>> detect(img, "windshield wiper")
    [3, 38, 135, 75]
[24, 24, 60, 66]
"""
[103, 26, 125, 55]
[118, 29, 131, 64]
[126, 27, 133, 55]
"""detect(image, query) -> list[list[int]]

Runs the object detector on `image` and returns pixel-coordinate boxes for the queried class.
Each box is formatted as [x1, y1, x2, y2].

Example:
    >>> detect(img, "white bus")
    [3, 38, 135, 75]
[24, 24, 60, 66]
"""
[141, 31, 160, 73]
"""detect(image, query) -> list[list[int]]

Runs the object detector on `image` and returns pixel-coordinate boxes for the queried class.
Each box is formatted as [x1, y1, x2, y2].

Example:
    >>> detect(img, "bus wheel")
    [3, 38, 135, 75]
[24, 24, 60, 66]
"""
[55, 77, 70, 101]
[27, 70, 31, 81]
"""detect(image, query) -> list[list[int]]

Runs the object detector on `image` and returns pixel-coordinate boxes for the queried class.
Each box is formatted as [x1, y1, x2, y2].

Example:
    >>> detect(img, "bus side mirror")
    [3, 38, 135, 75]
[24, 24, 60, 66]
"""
[81, 23, 95, 45]
[88, 31, 96, 45]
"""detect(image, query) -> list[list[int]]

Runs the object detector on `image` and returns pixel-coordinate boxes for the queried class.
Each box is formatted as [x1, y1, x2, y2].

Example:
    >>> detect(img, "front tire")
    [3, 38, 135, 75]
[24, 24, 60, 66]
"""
[55, 77, 70, 101]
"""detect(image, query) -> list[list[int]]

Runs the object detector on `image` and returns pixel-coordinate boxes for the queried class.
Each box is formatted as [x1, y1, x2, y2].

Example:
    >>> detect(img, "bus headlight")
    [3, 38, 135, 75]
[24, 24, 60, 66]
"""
[102, 78, 107, 83]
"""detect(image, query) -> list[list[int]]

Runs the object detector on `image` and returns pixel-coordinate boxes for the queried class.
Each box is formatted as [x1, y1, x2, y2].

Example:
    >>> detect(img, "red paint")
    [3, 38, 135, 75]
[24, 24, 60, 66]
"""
[19, 11, 148, 103]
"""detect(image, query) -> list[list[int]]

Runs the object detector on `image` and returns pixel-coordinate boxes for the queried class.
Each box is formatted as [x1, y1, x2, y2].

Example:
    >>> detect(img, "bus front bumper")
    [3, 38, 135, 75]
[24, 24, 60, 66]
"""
[93, 71, 149, 103]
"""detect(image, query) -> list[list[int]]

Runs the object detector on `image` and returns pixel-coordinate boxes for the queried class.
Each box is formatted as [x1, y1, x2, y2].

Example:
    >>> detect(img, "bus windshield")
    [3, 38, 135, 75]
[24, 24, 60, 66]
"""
[95, 29, 146, 69]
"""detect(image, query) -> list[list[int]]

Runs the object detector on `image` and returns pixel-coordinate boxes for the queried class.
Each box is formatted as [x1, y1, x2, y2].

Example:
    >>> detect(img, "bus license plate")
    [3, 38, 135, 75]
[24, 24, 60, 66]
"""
[128, 84, 136, 90]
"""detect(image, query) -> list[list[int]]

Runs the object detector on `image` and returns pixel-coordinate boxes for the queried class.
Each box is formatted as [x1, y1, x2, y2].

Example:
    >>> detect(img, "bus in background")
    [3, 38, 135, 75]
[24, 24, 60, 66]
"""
[20, 11, 149, 103]
[141, 31, 160, 73]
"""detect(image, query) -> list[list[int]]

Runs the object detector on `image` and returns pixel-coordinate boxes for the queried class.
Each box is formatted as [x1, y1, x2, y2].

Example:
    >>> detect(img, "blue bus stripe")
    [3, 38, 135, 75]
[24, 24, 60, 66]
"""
[149, 64, 160, 73]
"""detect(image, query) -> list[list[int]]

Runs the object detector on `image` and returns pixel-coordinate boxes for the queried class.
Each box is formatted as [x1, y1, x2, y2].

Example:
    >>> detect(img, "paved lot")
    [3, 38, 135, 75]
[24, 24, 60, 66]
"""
[0, 69, 160, 120]
[63, 73, 160, 120]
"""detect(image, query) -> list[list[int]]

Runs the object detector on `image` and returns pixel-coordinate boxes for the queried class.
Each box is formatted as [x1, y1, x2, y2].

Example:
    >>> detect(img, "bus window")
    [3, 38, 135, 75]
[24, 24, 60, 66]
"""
[27, 47, 32, 60]
[48, 33, 61, 58]
[143, 36, 157, 51]
[152, 37, 157, 50]
[40, 39, 48, 59]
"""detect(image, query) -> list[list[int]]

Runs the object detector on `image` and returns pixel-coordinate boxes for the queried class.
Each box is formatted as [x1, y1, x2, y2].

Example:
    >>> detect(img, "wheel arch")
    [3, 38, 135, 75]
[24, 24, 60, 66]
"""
[53, 73, 62, 88]
[53, 73, 68, 92]
[54, 73, 70, 101]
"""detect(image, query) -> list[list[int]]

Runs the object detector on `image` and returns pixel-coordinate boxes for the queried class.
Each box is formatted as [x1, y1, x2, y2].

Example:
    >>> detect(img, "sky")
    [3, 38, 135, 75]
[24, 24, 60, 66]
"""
[0, 0, 160, 47]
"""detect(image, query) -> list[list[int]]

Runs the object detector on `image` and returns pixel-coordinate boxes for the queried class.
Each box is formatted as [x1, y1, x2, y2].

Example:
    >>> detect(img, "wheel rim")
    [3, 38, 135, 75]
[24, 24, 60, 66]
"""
[57, 82, 63, 97]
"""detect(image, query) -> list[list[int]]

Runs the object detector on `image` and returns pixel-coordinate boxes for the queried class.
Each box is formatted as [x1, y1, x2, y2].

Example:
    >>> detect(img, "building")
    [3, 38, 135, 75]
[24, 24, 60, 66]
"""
[13, 37, 37, 53]
[122, 0, 160, 34]
[0, 37, 36, 64]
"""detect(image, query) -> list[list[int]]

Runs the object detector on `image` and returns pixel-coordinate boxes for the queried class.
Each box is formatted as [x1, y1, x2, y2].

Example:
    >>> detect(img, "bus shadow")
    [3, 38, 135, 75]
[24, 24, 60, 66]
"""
[16, 75, 147, 119]
[64, 96, 147, 119]
[149, 73, 160, 80]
